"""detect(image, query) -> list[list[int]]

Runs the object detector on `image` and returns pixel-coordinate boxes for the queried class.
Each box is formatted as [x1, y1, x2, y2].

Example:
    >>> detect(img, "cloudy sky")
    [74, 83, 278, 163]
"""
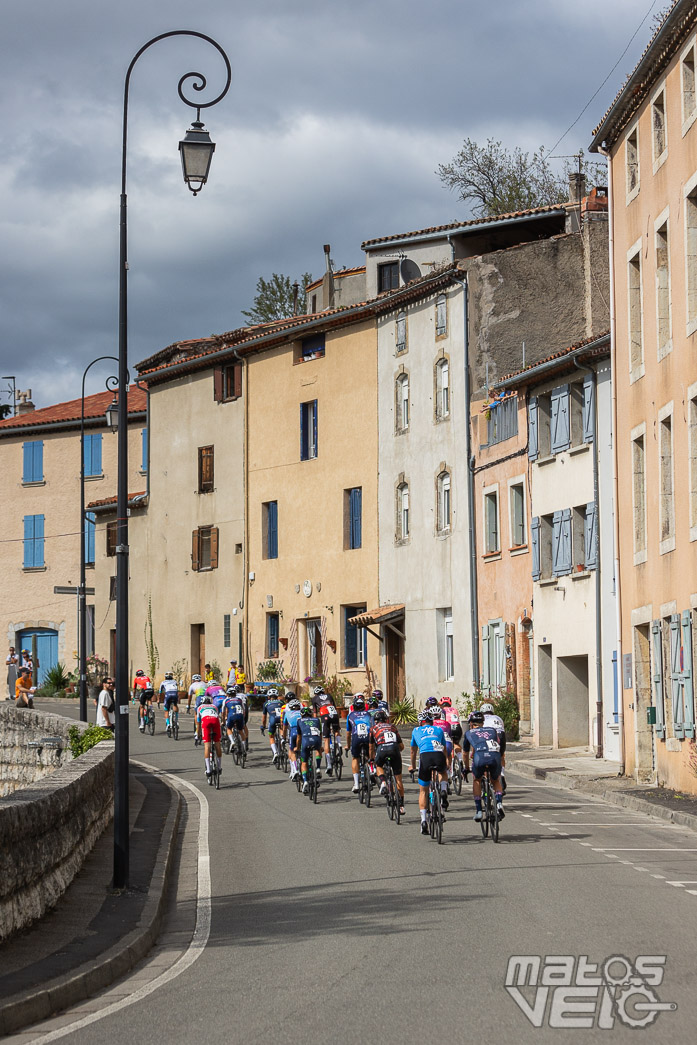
[0, 0, 664, 409]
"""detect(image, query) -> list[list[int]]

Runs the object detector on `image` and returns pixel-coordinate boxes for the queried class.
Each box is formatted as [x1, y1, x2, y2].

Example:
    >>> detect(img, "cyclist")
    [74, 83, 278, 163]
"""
[429, 700, 454, 784]
[440, 696, 463, 765]
[463, 710, 506, 821]
[373, 690, 390, 715]
[224, 689, 247, 752]
[410, 708, 449, 835]
[134, 669, 154, 732]
[187, 673, 205, 714]
[196, 695, 222, 780]
[480, 701, 507, 792]
[234, 683, 250, 751]
[369, 709, 405, 815]
[283, 698, 303, 780]
[346, 695, 373, 794]
[314, 690, 341, 775]
[159, 672, 179, 736]
[294, 706, 323, 794]
[261, 688, 283, 764]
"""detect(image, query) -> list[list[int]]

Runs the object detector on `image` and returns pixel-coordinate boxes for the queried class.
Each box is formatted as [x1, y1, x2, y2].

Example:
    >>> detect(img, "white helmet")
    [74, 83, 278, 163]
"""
[479, 702, 494, 714]
[192, 674, 202, 682]
[268, 688, 278, 697]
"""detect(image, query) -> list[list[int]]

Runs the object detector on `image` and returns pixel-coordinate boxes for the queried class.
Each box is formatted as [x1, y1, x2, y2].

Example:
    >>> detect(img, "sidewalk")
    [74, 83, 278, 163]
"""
[507, 741, 697, 833]
[0, 763, 181, 1036]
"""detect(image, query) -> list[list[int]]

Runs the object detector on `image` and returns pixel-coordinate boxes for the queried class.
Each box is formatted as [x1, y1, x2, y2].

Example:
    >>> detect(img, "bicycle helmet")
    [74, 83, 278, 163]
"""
[373, 689, 383, 700]
[235, 684, 245, 693]
[418, 709, 433, 724]
[285, 691, 295, 701]
[425, 696, 439, 707]
[367, 696, 378, 709]
[202, 695, 213, 704]
[268, 688, 278, 697]
[192, 674, 201, 682]
[165, 672, 174, 679]
[300, 706, 313, 717]
[135, 669, 145, 677]
[353, 696, 366, 711]
[469, 711, 485, 725]
[479, 702, 494, 714]
[440, 696, 452, 708]
[374, 709, 388, 723]
[313, 686, 324, 696]
[288, 699, 302, 710]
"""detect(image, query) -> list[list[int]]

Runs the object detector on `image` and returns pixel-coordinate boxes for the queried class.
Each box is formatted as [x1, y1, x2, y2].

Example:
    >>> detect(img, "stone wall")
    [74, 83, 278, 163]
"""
[0, 706, 114, 942]
[0, 704, 78, 796]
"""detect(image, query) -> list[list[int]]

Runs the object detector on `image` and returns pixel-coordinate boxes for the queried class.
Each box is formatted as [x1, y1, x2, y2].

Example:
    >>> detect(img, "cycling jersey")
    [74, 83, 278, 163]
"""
[346, 710, 372, 741]
[205, 684, 225, 700]
[369, 722, 402, 749]
[224, 696, 245, 720]
[410, 724, 446, 754]
[284, 707, 303, 743]
[296, 716, 322, 755]
[197, 702, 221, 742]
[442, 706, 461, 730]
[262, 698, 283, 723]
[464, 726, 505, 756]
[160, 679, 179, 706]
[133, 674, 152, 691]
[483, 713, 505, 733]
[188, 682, 206, 702]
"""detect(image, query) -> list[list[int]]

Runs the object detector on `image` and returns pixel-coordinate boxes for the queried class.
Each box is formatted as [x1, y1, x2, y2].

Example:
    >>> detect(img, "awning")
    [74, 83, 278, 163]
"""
[348, 604, 405, 628]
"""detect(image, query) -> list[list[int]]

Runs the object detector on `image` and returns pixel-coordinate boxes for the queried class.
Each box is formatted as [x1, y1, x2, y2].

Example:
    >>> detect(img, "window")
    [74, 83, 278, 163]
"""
[85, 511, 96, 566]
[310, 293, 318, 313]
[345, 487, 362, 550]
[552, 509, 572, 576]
[435, 358, 450, 420]
[397, 481, 409, 541]
[306, 618, 322, 677]
[106, 520, 118, 557]
[396, 372, 409, 432]
[628, 248, 644, 377]
[23, 514, 45, 569]
[300, 334, 325, 361]
[83, 433, 102, 477]
[572, 505, 587, 571]
[550, 385, 571, 452]
[487, 396, 518, 445]
[262, 501, 278, 559]
[223, 614, 231, 648]
[343, 605, 367, 668]
[509, 481, 526, 548]
[198, 445, 214, 493]
[539, 513, 555, 580]
[435, 294, 447, 336]
[109, 575, 117, 601]
[652, 88, 667, 165]
[437, 471, 451, 533]
[659, 409, 674, 551]
[686, 181, 697, 332]
[192, 526, 219, 571]
[484, 488, 499, 553]
[396, 311, 407, 353]
[437, 608, 454, 682]
[626, 126, 639, 199]
[656, 218, 672, 357]
[682, 41, 697, 130]
[378, 262, 399, 293]
[632, 429, 647, 559]
[267, 613, 280, 658]
[22, 440, 43, 483]
[481, 619, 505, 694]
[214, 362, 242, 402]
[300, 400, 318, 460]
[141, 428, 148, 473]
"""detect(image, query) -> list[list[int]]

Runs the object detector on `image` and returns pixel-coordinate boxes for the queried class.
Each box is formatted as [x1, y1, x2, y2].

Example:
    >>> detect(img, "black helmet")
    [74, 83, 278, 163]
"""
[469, 711, 485, 725]
[374, 709, 388, 724]
[367, 696, 378, 709]
[301, 706, 313, 718]
[353, 696, 365, 711]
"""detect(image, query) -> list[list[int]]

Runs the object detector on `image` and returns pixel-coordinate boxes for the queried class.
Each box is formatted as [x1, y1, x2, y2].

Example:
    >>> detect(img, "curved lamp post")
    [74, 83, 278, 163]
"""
[79, 357, 121, 723]
[115, 32, 230, 888]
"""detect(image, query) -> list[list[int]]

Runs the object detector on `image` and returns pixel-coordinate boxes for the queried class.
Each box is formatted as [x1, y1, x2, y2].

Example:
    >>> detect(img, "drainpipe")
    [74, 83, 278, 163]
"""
[453, 273, 479, 686]
[232, 347, 250, 676]
[598, 144, 624, 776]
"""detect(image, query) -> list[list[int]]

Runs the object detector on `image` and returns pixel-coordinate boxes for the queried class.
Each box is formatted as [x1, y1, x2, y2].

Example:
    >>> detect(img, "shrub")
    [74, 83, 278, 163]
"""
[391, 698, 418, 725]
[68, 724, 114, 758]
[492, 691, 520, 740]
[42, 662, 71, 695]
[256, 659, 286, 682]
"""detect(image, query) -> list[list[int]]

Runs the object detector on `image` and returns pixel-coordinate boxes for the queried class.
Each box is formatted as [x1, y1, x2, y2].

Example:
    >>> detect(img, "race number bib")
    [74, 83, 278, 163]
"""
[382, 730, 397, 744]
[356, 722, 369, 736]
[310, 726, 321, 738]
[486, 739, 500, 752]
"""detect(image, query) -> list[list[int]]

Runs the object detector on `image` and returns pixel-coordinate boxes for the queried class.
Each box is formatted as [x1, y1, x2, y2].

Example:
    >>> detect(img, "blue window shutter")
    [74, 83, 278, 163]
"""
[583, 374, 595, 443]
[682, 610, 695, 739]
[552, 511, 563, 575]
[23, 443, 31, 482]
[528, 397, 539, 461]
[268, 501, 278, 559]
[23, 441, 43, 482]
[481, 625, 491, 692]
[85, 511, 96, 565]
[312, 400, 318, 458]
[531, 517, 541, 580]
[652, 620, 666, 738]
[560, 508, 572, 574]
[84, 433, 103, 476]
[550, 385, 571, 453]
[350, 488, 362, 549]
[585, 502, 598, 569]
[345, 609, 358, 668]
[268, 615, 279, 657]
[35, 514, 44, 567]
[23, 515, 34, 568]
[670, 614, 684, 738]
[300, 403, 306, 460]
[141, 429, 148, 472]
[35, 441, 43, 481]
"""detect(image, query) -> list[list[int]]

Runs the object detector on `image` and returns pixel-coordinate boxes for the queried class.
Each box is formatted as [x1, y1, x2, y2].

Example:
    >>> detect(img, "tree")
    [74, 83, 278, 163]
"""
[436, 138, 605, 218]
[241, 272, 313, 325]
[0, 404, 11, 420]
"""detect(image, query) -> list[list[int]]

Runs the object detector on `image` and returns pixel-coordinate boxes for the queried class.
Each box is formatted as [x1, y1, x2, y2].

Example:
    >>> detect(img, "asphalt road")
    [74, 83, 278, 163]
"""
[17, 707, 697, 1043]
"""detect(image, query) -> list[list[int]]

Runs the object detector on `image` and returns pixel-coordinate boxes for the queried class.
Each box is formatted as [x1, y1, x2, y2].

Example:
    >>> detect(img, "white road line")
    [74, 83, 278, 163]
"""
[539, 822, 679, 828]
[592, 848, 697, 852]
[651, 874, 667, 879]
[666, 881, 697, 887]
[687, 890, 697, 896]
[24, 765, 211, 1044]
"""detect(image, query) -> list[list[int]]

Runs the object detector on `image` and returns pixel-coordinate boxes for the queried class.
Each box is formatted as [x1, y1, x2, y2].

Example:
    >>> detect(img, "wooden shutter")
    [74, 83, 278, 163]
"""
[192, 529, 200, 571]
[141, 429, 148, 472]
[652, 620, 666, 738]
[550, 386, 571, 453]
[345, 609, 358, 667]
[585, 501, 598, 569]
[583, 374, 595, 443]
[199, 446, 214, 492]
[289, 619, 298, 680]
[670, 614, 684, 737]
[268, 501, 278, 559]
[481, 624, 491, 692]
[528, 397, 539, 461]
[682, 610, 695, 738]
[233, 361, 243, 400]
[350, 488, 362, 548]
[312, 400, 318, 458]
[531, 516, 541, 580]
[210, 527, 219, 569]
[213, 368, 224, 402]
[552, 511, 563, 575]
[106, 521, 118, 557]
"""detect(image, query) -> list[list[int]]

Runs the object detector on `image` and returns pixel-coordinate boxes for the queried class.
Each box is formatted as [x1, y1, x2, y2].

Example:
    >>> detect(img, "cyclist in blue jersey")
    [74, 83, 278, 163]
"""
[463, 710, 506, 820]
[346, 696, 373, 794]
[283, 699, 303, 780]
[261, 688, 284, 764]
[410, 709, 449, 835]
[294, 706, 323, 794]
[159, 672, 180, 736]
[224, 691, 247, 751]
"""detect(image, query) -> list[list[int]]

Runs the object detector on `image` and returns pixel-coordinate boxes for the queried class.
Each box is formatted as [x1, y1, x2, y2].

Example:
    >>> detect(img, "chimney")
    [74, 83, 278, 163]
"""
[16, 390, 35, 415]
[568, 171, 586, 204]
[322, 243, 335, 309]
[292, 281, 299, 316]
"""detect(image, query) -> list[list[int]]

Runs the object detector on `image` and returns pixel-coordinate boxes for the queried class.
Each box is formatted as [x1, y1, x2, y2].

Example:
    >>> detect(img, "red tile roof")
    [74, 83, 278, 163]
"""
[360, 205, 567, 249]
[497, 331, 611, 387]
[306, 266, 366, 292]
[0, 387, 146, 435]
[87, 491, 147, 511]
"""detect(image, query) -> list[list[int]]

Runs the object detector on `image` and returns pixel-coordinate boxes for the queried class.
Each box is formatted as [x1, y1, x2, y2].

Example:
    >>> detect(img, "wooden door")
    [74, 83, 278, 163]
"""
[385, 623, 405, 705]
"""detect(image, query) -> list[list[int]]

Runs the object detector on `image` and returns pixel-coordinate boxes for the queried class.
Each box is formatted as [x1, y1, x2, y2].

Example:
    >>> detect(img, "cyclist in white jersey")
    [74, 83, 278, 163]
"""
[480, 702, 507, 792]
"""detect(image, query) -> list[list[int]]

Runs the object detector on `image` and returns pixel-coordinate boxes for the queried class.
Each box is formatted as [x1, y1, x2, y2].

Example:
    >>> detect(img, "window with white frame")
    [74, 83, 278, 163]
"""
[686, 177, 697, 332]
[659, 407, 675, 551]
[655, 216, 672, 357]
[682, 39, 697, 131]
[484, 487, 499, 554]
[438, 608, 454, 682]
[652, 87, 667, 166]
[435, 294, 447, 336]
[690, 388, 697, 540]
[395, 372, 409, 432]
[628, 246, 644, 377]
[396, 481, 409, 541]
[509, 479, 526, 548]
[626, 126, 639, 199]
[396, 311, 407, 353]
[435, 357, 450, 420]
[437, 470, 451, 533]
[632, 428, 647, 560]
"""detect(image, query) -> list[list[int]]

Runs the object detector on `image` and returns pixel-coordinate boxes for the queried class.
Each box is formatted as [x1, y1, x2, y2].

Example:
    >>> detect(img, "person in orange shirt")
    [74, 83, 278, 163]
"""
[15, 669, 35, 708]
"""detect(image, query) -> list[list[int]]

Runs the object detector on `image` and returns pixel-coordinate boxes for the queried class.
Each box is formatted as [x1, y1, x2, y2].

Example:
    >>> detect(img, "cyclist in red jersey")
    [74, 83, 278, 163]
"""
[369, 709, 405, 815]
[196, 695, 222, 780]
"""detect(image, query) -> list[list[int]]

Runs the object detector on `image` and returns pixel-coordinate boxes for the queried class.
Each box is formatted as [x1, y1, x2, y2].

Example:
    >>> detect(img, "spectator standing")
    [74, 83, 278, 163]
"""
[96, 677, 115, 731]
[226, 660, 237, 686]
[6, 647, 18, 700]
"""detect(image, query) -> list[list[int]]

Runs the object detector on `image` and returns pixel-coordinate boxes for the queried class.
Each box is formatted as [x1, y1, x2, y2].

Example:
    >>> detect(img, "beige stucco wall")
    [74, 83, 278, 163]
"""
[1, 420, 144, 680]
[611, 30, 697, 790]
[246, 320, 379, 694]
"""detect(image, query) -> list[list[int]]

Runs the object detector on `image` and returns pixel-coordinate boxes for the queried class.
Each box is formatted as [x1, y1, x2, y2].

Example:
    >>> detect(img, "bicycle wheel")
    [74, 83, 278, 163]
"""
[365, 761, 372, 808]
[433, 784, 443, 844]
[240, 739, 247, 768]
[312, 757, 319, 804]
[480, 779, 490, 838]
[231, 732, 240, 765]
[173, 717, 179, 741]
[213, 760, 220, 789]
[395, 784, 402, 825]
[488, 779, 499, 843]
[428, 783, 436, 838]
[358, 756, 366, 804]
[295, 763, 303, 792]
[385, 767, 395, 821]
[148, 711, 155, 736]
[453, 761, 463, 796]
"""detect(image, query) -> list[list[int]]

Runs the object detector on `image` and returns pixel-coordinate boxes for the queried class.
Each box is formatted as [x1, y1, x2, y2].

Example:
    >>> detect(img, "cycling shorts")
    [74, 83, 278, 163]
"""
[321, 717, 340, 738]
[289, 728, 299, 751]
[450, 724, 463, 745]
[375, 743, 402, 775]
[138, 688, 154, 706]
[201, 718, 221, 744]
[472, 753, 502, 781]
[417, 751, 447, 787]
[300, 738, 322, 761]
[226, 712, 245, 730]
[444, 739, 453, 757]
[163, 694, 178, 711]
[350, 736, 370, 759]
[267, 718, 279, 736]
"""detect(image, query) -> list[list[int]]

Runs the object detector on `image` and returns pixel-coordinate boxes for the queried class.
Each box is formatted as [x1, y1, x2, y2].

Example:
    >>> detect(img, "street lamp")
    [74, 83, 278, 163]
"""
[79, 359, 121, 724]
[114, 31, 230, 889]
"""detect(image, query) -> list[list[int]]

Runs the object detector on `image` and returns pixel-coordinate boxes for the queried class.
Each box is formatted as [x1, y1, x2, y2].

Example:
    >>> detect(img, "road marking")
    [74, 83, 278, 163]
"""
[592, 848, 697, 852]
[666, 880, 697, 887]
[24, 765, 211, 1044]
[539, 822, 679, 828]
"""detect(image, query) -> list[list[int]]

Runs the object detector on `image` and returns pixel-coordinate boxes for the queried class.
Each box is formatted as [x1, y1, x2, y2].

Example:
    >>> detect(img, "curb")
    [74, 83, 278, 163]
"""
[0, 768, 182, 1037]
[511, 759, 697, 835]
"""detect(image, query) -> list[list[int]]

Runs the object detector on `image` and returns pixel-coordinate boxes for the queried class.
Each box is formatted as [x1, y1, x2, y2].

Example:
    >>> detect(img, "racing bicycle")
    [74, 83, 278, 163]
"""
[381, 756, 401, 824]
[231, 725, 246, 767]
[479, 766, 500, 843]
[428, 768, 445, 844]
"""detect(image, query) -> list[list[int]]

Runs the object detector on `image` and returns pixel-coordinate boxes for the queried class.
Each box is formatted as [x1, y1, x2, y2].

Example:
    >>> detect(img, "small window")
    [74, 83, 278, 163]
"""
[659, 412, 674, 548]
[509, 482, 526, 547]
[397, 482, 409, 541]
[85, 511, 96, 566]
[682, 42, 697, 128]
[214, 362, 242, 402]
[300, 333, 325, 361]
[22, 440, 43, 483]
[310, 293, 318, 313]
[633, 430, 647, 557]
[438, 608, 454, 682]
[235, 542, 243, 554]
[109, 575, 117, 601]
[628, 248, 643, 375]
[345, 487, 362, 550]
[437, 471, 451, 533]
[435, 294, 447, 337]
[343, 605, 367, 668]
[83, 432, 103, 477]
[223, 614, 231, 648]
[267, 613, 280, 658]
[652, 89, 667, 164]
[198, 446, 214, 493]
[106, 520, 118, 557]
[396, 311, 407, 353]
[396, 373, 409, 432]
[300, 400, 318, 460]
[23, 514, 45, 569]
[484, 489, 499, 553]
[435, 358, 450, 420]
[378, 262, 399, 293]
[656, 219, 672, 357]
[262, 501, 278, 560]
[192, 526, 219, 571]
[572, 505, 587, 571]
[626, 126, 639, 199]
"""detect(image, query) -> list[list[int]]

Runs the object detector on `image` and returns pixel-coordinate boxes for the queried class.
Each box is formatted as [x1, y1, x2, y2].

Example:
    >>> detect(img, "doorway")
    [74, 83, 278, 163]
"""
[191, 624, 205, 678]
[537, 644, 553, 745]
[17, 628, 58, 685]
[385, 621, 405, 706]
[634, 624, 656, 782]
[557, 655, 590, 748]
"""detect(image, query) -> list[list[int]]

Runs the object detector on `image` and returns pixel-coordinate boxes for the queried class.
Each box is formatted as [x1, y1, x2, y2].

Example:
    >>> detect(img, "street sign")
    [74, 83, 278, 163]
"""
[53, 585, 95, 595]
